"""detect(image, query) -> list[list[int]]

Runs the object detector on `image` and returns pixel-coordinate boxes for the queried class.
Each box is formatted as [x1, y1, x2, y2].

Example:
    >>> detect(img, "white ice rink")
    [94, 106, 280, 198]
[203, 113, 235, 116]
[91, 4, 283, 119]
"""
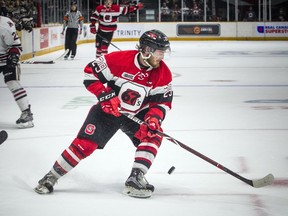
[0, 40, 288, 216]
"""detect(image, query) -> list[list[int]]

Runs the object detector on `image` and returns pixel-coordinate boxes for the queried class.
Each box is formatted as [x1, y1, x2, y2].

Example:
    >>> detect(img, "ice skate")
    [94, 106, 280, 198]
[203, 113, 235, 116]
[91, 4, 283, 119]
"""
[16, 105, 34, 128]
[123, 168, 154, 198]
[64, 54, 69, 60]
[70, 55, 75, 59]
[34, 171, 58, 194]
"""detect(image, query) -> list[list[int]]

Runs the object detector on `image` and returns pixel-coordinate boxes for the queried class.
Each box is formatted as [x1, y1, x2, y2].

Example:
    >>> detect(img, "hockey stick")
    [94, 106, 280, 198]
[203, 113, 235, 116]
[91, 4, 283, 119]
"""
[21, 49, 69, 64]
[21, 60, 54, 64]
[122, 113, 274, 188]
[0, 130, 8, 145]
[97, 34, 122, 51]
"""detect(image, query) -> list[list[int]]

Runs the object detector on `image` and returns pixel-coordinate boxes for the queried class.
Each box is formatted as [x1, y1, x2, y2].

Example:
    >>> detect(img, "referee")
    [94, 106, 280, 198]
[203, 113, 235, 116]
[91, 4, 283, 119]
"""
[61, 1, 84, 60]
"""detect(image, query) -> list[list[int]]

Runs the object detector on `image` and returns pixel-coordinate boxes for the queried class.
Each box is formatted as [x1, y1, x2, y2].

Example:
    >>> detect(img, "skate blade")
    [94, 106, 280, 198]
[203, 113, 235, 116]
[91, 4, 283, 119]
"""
[34, 185, 51, 194]
[122, 186, 152, 198]
[17, 121, 34, 129]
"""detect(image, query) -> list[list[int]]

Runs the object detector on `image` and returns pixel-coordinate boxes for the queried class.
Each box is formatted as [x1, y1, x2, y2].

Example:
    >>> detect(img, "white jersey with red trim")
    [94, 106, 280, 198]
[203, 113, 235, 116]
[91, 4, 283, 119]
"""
[90, 4, 139, 32]
[84, 50, 173, 116]
[0, 16, 22, 66]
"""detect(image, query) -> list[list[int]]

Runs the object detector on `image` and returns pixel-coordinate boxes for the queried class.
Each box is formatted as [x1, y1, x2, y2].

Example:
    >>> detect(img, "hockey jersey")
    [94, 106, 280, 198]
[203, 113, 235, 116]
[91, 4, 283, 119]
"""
[63, 10, 84, 30]
[0, 16, 22, 66]
[83, 50, 173, 120]
[90, 4, 139, 32]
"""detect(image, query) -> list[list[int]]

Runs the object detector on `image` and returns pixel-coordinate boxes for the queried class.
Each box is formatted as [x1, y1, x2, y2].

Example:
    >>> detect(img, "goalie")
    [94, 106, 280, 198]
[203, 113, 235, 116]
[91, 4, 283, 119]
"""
[34, 29, 173, 198]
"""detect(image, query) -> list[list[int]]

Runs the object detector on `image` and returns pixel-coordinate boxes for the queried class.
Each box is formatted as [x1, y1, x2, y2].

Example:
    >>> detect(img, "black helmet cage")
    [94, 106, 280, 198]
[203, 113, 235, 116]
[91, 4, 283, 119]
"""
[138, 30, 170, 53]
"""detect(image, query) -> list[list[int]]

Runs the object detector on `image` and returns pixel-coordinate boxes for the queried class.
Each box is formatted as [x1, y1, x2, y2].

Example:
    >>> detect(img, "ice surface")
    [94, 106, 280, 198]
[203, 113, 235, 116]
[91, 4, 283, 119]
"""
[0, 41, 287, 216]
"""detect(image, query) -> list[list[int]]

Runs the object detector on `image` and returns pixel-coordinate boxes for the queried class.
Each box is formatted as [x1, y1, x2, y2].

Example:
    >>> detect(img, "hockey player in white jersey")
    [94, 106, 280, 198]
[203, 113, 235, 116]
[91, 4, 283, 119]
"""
[0, 15, 34, 128]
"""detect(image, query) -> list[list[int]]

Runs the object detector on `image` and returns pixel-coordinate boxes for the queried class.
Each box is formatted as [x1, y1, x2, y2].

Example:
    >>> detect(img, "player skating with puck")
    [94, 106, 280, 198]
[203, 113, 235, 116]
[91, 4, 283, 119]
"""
[34, 29, 173, 198]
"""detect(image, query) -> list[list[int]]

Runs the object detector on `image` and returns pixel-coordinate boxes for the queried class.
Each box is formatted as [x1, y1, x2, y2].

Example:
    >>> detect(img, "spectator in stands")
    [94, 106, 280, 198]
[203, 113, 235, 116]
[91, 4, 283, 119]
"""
[160, 2, 171, 22]
[171, 3, 180, 21]
[277, 8, 287, 21]
[0, 0, 8, 16]
[5, 0, 34, 32]
[243, 6, 257, 21]
[190, 1, 202, 21]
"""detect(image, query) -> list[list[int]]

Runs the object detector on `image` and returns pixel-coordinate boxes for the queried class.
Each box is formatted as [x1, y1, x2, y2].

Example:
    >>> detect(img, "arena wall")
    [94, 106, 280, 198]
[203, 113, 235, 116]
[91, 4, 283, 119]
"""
[20, 22, 288, 60]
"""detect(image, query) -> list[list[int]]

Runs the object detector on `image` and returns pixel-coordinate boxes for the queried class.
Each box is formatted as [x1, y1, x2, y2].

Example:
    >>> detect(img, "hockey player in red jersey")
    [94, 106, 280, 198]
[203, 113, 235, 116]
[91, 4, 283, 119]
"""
[0, 15, 34, 128]
[90, 0, 143, 58]
[34, 29, 173, 198]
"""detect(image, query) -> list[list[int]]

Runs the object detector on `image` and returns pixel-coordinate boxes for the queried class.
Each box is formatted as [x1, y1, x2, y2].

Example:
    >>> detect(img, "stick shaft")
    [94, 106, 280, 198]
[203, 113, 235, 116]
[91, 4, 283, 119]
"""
[162, 133, 254, 186]
[123, 113, 254, 186]
[97, 34, 122, 51]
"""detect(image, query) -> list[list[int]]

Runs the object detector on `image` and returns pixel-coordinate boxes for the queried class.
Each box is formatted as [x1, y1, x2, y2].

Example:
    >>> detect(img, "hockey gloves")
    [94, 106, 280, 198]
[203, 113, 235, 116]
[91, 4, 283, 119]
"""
[7, 53, 20, 68]
[137, 116, 162, 141]
[90, 24, 96, 34]
[136, 2, 144, 10]
[98, 90, 121, 117]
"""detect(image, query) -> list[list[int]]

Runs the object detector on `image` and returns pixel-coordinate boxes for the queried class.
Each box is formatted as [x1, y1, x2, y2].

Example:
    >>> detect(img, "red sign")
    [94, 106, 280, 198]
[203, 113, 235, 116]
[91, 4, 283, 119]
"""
[40, 28, 49, 49]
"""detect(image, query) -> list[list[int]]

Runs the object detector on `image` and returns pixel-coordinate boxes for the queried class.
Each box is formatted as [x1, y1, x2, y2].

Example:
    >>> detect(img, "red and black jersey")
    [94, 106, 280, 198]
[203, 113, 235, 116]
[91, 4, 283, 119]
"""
[83, 50, 173, 120]
[90, 4, 139, 32]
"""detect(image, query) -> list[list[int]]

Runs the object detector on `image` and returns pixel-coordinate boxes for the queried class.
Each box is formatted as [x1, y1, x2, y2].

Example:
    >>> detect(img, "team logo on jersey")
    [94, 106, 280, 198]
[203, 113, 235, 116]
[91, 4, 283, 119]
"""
[103, 14, 112, 22]
[121, 89, 141, 106]
[85, 124, 96, 135]
[118, 82, 146, 111]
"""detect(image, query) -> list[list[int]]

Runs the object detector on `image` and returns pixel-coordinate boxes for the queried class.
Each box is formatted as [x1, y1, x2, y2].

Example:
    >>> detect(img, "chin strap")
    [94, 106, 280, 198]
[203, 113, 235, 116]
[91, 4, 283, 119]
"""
[140, 52, 153, 68]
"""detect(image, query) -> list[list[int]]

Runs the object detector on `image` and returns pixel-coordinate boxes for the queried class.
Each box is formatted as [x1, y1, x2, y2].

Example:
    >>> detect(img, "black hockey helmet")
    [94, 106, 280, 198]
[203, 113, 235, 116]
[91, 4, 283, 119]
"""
[138, 29, 170, 53]
[71, 1, 77, 5]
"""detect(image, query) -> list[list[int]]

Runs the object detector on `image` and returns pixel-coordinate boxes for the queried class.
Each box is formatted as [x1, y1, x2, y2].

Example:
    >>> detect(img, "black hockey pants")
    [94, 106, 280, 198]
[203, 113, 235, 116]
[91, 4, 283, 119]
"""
[65, 28, 78, 56]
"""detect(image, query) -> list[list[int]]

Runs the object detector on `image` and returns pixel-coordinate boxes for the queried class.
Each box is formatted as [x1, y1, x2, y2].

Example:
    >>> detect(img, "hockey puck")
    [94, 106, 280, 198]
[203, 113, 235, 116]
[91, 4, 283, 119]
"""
[168, 166, 175, 175]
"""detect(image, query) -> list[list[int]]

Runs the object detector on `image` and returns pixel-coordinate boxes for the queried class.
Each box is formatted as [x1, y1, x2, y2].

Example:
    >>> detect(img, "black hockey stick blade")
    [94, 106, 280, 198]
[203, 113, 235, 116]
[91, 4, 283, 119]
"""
[21, 60, 55, 64]
[122, 112, 275, 188]
[0, 130, 8, 145]
[20, 49, 69, 64]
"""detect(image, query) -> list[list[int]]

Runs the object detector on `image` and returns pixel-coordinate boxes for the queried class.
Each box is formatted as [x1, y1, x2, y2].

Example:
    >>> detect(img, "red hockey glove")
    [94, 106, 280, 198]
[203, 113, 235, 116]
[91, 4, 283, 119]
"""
[137, 116, 162, 141]
[98, 90, 121, 117]
[90, 24, 96, 34]
[137, 2, 143, 10]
